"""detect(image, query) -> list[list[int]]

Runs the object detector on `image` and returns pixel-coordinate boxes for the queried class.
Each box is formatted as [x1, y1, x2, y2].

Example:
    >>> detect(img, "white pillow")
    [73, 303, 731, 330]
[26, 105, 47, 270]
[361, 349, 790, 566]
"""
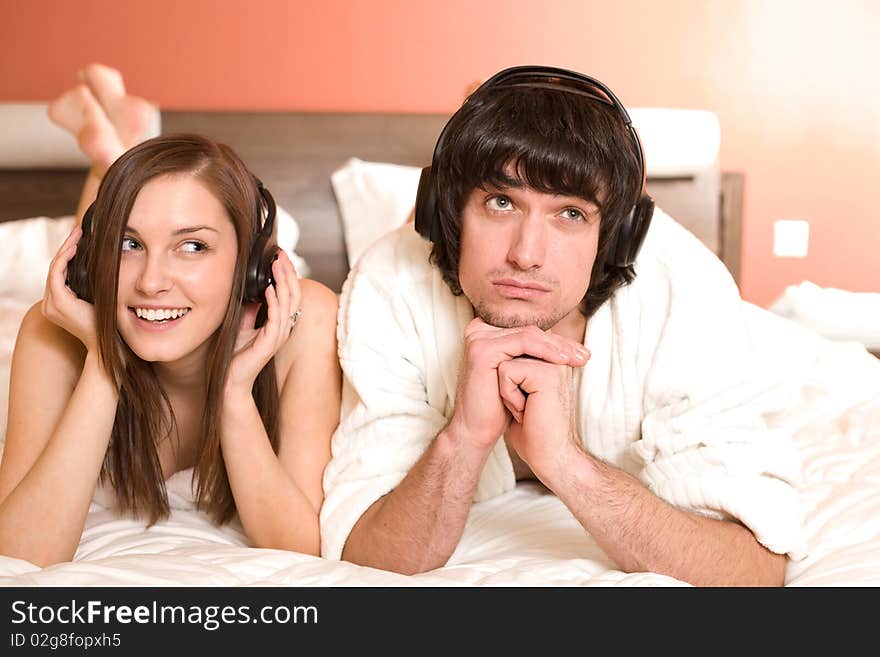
[331, 158, 422, 267]
[0, 215, 76, 305]
[275, 204, 310, 278]
[628, 108, 720, 177]
[0, 102, 161, 169]
[768, 281, 880, 351]
[0, 207, 307, 307]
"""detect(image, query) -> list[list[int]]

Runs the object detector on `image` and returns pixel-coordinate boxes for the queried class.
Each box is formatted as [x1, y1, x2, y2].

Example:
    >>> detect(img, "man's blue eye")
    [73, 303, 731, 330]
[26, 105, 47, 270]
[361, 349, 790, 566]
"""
[562, 208, 584, 221]
[487, 196, 512, 210]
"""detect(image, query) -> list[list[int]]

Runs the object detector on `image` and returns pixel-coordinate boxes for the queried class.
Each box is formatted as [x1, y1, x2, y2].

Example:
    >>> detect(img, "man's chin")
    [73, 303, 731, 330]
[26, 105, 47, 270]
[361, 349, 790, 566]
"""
[473, 305, 560, 331]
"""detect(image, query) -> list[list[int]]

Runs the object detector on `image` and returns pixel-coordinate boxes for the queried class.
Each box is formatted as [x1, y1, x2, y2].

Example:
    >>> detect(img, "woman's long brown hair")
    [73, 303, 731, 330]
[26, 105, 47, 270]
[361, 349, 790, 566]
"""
[85, 133, 279, 524]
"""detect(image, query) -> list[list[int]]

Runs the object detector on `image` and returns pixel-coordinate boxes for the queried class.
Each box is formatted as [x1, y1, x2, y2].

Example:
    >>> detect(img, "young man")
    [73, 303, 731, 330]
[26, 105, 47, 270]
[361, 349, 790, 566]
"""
[320, 66, 805, 586]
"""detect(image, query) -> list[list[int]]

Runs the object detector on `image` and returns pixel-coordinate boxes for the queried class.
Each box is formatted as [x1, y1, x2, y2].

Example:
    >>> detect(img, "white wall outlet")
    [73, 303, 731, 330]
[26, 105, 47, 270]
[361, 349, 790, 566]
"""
[773, 220, 810, 258]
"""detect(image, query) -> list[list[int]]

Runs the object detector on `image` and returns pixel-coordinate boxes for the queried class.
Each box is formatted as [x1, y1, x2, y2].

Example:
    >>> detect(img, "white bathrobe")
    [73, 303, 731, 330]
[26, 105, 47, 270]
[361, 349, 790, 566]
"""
[321, 208, 811, 562]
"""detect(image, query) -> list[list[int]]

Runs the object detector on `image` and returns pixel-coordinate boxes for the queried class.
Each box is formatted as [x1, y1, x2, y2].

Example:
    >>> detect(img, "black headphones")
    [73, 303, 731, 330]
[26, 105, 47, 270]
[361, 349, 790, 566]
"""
[414, 65, 655, 271]
[66, 178, 280, 304]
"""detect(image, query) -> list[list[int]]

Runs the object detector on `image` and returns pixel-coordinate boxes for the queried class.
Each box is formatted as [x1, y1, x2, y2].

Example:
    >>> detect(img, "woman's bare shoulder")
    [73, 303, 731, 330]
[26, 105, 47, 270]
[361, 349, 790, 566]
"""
[289, 278, 339, 344]
[299, 278, 339, 325]
[274, 278, 339, 381]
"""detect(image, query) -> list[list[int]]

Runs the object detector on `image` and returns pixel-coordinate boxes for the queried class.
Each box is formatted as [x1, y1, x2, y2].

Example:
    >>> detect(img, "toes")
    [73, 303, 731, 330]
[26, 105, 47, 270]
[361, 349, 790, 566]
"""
[47, 84, 94, 133]
[80, 63, 126, 105]
[80, 63, 152, 149]
[49, 82, 125, 169]
[115, 96, 154, 148]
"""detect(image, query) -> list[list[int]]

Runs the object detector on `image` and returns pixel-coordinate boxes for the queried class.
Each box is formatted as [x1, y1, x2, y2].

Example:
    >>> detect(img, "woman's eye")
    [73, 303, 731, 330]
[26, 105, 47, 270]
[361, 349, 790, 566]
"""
[181, 241, 208, 254]
[121, 237, 141, 252]
[486, 195, 513, 211]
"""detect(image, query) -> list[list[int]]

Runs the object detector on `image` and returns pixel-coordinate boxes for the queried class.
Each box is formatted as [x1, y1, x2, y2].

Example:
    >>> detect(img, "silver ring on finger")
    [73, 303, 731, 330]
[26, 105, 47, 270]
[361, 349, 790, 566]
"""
[289, 308, 302, 331]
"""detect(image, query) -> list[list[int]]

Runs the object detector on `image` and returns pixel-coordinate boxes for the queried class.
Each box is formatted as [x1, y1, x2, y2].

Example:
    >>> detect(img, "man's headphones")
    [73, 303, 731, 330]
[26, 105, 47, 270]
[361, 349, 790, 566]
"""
[66, 178, 280, 304]
[413, 65, 655, 270]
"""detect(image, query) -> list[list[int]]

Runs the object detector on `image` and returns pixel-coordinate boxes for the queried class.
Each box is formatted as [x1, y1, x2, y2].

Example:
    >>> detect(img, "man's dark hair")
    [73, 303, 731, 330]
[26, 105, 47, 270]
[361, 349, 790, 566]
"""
[430, 85, 643, 319]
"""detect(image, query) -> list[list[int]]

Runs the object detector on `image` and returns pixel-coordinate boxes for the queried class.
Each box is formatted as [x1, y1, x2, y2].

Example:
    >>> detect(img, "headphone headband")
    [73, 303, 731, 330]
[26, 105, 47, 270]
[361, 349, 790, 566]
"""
[254, 177, 276, 236]
[479, 66, 646, 191]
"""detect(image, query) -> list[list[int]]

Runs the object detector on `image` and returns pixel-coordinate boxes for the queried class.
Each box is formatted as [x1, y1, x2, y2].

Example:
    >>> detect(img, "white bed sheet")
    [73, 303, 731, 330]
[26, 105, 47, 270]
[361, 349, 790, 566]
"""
[1, 298, 879, 587]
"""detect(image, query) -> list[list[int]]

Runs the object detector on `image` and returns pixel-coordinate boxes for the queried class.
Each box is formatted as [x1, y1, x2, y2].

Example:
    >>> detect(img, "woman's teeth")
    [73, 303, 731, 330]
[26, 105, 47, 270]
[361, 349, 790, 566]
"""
[134, 307, 190, 322]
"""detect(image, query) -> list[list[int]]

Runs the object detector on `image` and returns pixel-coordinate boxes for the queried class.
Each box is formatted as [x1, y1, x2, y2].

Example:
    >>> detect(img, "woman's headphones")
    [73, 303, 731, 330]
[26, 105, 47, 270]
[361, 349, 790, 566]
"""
[413, 65, 655, 270]
[66, 178, 280, 304]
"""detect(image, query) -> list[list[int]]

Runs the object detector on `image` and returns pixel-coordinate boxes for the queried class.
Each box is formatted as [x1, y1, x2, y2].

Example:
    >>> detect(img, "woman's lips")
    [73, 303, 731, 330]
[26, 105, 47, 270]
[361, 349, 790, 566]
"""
[129, 308, 189, 332]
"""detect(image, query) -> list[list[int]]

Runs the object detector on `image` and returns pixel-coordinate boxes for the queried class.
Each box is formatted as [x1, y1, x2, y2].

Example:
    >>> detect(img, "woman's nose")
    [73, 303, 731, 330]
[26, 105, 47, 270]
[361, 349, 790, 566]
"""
[135, 253, 173, 295]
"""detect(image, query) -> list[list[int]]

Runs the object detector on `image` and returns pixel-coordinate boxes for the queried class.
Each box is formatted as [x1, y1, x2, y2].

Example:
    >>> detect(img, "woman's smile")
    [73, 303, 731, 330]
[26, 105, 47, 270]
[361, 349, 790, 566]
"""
[128, 305, 192, 332]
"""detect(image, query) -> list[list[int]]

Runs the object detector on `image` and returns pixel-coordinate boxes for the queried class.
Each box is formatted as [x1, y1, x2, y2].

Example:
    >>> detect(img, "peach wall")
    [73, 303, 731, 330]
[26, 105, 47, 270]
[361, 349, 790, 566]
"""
[2, 0, 878, 307]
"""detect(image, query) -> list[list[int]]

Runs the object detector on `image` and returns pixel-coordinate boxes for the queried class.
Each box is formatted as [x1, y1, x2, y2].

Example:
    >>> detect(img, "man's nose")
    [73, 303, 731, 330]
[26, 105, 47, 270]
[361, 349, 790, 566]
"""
[506, 213, 546, 270]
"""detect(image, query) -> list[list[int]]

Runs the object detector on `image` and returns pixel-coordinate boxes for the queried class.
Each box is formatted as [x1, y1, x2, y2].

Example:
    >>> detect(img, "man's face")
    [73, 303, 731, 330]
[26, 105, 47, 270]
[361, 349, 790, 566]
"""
[457, 183, 600, 332]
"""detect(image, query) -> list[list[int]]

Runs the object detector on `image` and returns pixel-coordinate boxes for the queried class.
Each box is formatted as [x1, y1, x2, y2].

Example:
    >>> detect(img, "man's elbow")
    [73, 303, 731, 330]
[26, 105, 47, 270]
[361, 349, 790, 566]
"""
[342, 538, 441, 576]
[760, 550, 788, 587]
[339, 503, 445, 576]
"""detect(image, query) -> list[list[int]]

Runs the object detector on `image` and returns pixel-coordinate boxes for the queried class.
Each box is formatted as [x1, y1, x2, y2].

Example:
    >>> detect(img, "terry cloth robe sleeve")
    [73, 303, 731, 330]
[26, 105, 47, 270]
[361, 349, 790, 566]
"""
[620, 210, 807, 559]
[320, 226, 515, 560]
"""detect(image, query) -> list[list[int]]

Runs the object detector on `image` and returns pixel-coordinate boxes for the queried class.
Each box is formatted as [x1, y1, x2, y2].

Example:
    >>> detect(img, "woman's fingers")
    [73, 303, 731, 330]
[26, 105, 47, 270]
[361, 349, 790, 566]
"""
[286, 254, 302, 321]
[261, 279, 280, 346]
[230, 252, 306, 390]
[46, 226, 82, 300]
[61, 223, 83, 250]
[272, 255, 291, 334]
[240, 303, 259, 331]
[50, 225, 81, 272]
[274, 251, 302, 341]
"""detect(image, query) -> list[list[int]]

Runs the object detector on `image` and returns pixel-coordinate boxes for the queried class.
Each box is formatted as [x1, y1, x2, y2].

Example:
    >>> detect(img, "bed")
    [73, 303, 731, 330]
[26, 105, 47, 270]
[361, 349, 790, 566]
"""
[1, 105, 879, 587]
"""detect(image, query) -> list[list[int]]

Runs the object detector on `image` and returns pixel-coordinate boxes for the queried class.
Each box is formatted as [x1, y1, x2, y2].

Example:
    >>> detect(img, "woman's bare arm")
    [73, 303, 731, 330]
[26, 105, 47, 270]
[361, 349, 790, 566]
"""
[221, 278, 340, 555]
[0, 305, 118, 566]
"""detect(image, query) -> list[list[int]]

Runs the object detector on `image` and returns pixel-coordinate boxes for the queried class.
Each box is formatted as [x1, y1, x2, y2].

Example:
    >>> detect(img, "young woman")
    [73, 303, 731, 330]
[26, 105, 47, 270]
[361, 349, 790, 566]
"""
[0, 67, 341, 566]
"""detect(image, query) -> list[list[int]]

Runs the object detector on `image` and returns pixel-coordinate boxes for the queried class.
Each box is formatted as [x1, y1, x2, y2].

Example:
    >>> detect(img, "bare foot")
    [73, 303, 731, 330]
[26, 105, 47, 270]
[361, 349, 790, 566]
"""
[48, 83, 125, 173]
[79, 63, 153, 150]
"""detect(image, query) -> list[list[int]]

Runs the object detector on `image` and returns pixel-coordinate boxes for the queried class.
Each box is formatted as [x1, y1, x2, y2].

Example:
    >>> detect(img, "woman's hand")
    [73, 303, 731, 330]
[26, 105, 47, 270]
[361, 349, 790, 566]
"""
[41, 225, 99, 353]
[225, 250, 302, 397]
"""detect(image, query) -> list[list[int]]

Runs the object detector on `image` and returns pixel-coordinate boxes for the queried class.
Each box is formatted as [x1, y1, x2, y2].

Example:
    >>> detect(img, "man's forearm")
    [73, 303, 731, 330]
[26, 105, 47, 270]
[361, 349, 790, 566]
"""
[547, 445, 787, 586]
[342, 422, 493, 575]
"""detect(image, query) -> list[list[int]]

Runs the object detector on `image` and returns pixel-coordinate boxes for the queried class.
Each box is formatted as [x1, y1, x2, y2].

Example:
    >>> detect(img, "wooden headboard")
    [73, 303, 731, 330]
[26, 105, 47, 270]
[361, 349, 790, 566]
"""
[0, 110, 742, 292]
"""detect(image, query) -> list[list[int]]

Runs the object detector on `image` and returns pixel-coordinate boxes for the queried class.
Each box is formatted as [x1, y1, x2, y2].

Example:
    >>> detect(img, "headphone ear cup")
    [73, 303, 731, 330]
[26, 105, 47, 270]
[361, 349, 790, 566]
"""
[66, 205, 94, 302]
[244, 182, 281, 304]
[244, 236, 279, 303]
[605, 195, 655, 269]
[625, 196, 654, 265]
[414, 166, 442, 243]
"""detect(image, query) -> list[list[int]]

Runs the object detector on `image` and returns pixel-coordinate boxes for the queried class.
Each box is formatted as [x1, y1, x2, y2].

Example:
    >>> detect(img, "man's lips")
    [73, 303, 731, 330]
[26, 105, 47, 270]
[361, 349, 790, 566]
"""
[492, 278, 551, 292]
[492, 278, 551, 299]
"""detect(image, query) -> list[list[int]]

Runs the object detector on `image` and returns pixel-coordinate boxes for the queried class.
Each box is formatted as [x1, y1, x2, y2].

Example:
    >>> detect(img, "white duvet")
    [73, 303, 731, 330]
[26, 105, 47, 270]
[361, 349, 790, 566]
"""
[2, 295, 880, 587]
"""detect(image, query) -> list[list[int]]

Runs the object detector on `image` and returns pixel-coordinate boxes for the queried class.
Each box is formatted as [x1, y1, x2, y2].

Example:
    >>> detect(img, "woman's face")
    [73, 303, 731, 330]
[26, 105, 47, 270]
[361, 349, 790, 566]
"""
[115, 174, 239, 367]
